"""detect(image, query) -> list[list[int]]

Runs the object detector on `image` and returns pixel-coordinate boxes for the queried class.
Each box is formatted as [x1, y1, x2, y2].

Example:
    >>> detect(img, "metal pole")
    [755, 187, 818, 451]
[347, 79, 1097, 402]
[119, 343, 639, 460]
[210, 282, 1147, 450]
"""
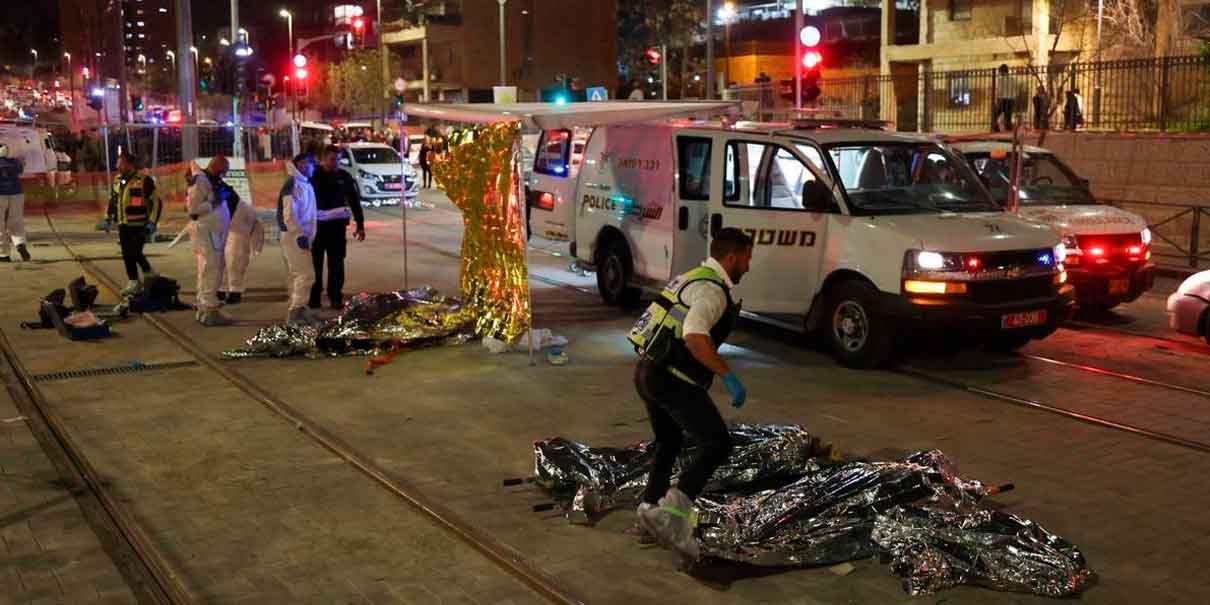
[1094, 0, 1103, 125]
[378, 0, 389, 126]
[661, 44, 668, 100]
[67, 54, 76, 125]
[113, 3, 129, 123]
[398, 115, 409, 289]
[231, 0, 242, 158]
[287, 12, 295, 126]
[176, 1, 198, 161]
[498, 0, 508, 86]
[794, 4, 803, 111]
[705, 0, 714, 100]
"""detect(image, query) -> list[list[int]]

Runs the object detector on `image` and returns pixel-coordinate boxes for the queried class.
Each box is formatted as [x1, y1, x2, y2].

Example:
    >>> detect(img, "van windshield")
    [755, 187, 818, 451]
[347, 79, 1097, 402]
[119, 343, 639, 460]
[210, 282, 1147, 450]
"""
[826, 142, 999, 215]
[963, 151, 1095, 206]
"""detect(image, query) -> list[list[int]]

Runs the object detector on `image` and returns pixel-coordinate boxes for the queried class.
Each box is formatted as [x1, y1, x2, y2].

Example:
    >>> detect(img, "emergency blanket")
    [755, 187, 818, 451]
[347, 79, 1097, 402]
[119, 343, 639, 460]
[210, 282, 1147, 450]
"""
[533, 425, 1093, 597]
[221, 287, 474, 360]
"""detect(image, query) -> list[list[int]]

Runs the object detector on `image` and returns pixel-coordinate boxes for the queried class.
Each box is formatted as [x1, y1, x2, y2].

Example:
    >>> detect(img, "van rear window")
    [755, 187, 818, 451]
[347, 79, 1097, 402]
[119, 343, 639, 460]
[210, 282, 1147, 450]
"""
[534, 130, 571, 177]
[677, 137, 712, 201]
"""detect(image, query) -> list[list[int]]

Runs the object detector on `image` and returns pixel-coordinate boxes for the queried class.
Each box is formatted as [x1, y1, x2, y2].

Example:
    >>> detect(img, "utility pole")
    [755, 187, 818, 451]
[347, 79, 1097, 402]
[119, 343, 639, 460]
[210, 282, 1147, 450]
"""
[175, 0, 198, 160]
[498, 0, 508, 86]
[705, 0, 714, 100]
[113, 2, 129, 123]
[794, 3, 803, 111]
[231, 0, 242, 158]
[378, 0, 390, 126]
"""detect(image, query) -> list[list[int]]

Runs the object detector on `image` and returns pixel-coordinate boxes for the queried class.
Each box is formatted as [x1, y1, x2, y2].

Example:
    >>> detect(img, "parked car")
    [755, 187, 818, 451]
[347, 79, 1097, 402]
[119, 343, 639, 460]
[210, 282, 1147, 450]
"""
[952, 140, 1154, 311]
[337, 142, 420, 207]
[1167, 271, 1210, 345]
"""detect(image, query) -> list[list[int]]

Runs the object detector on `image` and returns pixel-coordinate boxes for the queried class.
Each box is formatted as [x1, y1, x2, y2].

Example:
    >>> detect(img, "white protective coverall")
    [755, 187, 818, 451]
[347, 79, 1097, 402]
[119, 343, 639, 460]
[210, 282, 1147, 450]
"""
[277, 161, 317, 315]
[223, 198, 265, 295]
[186, 165, 231, 311]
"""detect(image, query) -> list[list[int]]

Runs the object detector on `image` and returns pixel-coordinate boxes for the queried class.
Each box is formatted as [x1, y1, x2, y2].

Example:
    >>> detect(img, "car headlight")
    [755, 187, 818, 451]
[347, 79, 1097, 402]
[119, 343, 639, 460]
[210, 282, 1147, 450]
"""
[1141, 227, 1152, 246]
[357, 169, 381, 182]
[905, 250, 963, 273]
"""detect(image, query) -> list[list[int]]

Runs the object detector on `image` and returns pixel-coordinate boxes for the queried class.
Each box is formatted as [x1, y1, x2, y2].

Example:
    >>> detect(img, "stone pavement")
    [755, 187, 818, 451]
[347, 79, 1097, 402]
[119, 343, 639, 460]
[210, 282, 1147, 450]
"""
[0, 189, 1207, 603]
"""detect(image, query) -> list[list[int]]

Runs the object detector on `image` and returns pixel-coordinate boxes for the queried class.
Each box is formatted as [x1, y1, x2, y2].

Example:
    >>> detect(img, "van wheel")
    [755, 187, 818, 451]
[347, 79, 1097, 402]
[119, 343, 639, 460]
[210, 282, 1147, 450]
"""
[986, 333, 1033, 353]
[1200, 308, 1210, 347]
[597, 239, 640, 308]
[826, 281, 893, 369]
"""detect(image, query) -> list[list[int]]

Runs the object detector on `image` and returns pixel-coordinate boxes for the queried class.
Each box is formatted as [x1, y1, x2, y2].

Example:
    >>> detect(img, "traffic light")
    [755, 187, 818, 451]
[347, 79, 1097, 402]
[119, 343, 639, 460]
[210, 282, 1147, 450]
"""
[352, 18, 366, 48]
[798, 23, 823, 104]
[131, 95, 144, 112]
[645, 48, 662, 65]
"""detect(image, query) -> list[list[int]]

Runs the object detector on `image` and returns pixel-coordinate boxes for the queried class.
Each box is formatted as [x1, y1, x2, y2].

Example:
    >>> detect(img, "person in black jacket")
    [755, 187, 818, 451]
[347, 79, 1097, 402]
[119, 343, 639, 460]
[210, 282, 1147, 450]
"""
[309, 146, 366, 310]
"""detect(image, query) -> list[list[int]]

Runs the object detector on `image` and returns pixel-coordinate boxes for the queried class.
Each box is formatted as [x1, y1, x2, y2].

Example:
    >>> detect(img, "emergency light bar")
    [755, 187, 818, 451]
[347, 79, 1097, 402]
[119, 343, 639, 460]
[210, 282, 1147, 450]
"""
[791, 117, 891, 131]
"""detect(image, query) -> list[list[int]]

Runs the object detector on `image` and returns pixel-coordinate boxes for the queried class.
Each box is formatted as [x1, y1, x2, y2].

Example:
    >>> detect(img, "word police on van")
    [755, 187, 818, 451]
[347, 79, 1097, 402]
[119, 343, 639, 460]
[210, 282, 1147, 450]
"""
[528, 118, 1074, 368]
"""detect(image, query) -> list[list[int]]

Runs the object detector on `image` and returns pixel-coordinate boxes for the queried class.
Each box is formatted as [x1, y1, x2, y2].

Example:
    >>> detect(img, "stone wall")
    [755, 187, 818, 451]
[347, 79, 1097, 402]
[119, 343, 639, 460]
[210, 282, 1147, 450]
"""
[1041, 131, 1210, 205]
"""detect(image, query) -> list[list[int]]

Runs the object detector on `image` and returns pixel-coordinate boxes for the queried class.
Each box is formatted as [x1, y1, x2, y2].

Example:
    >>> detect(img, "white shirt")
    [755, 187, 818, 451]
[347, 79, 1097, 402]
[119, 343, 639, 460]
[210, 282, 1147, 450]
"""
[681, 257, 735, 338]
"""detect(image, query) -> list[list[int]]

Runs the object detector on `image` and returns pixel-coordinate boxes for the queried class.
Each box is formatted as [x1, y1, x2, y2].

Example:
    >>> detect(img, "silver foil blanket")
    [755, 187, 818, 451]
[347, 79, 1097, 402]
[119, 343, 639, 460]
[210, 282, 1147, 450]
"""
[532, 426, 1092, 597]
[533, 424, 828, 523]
[222, 287, 475, 359]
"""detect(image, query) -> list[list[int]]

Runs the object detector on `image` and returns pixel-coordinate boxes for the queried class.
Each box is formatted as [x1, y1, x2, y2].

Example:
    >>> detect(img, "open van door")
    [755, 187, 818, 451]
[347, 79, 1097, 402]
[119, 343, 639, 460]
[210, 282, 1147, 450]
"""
[708, 138, 836, 315]
[669, 134, 713, 275]
[527, 128, 578, 241]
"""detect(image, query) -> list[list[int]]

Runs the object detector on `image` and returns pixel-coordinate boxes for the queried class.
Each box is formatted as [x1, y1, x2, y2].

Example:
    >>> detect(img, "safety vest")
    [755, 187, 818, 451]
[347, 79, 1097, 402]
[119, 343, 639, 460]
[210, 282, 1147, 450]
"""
[112, 171, 161, 227]
[627, 264, 740, 388]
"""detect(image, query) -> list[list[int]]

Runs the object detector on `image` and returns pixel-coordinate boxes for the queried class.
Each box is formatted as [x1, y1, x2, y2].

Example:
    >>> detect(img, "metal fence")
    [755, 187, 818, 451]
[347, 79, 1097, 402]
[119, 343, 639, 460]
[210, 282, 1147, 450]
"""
[1107, 200, 1210, 270]
[726, 54, 1210, 134]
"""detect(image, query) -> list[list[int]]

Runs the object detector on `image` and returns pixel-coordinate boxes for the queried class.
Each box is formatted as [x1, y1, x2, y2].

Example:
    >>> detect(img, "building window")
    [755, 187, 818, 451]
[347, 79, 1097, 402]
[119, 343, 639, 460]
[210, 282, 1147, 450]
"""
[948, 73, 972, 107]
[949, 0, 972, 21]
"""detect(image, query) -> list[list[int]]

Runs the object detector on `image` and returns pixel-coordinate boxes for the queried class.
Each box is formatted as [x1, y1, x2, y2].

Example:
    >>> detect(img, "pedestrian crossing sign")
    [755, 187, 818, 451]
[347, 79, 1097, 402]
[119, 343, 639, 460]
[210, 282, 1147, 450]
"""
[587, 87, 608, 102]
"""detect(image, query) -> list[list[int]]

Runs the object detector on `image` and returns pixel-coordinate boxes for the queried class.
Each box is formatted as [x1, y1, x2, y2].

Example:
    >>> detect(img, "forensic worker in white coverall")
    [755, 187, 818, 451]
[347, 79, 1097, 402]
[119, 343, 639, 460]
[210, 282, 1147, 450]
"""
[187, 156, 233, 326]
[218, 186, 264, 305]
[277, 153, 318, 324]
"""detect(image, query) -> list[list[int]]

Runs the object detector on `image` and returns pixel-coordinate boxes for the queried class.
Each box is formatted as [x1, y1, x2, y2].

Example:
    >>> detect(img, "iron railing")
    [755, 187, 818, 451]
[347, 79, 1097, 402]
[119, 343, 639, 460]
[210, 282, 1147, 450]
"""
[1106, 200, 1210, 269]
[726, 54, 1210, 134]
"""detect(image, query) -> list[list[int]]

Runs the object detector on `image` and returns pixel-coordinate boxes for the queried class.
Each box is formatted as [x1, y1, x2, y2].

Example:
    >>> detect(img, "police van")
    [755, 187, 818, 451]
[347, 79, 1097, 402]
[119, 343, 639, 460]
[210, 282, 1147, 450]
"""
[529, 119, 1075, 367]
[951, 140, 1153, 311]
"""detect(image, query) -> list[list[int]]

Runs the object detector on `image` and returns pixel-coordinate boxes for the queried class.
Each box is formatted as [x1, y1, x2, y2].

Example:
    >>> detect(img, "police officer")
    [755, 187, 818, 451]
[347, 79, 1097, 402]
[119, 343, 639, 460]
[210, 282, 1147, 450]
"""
[105, 153, 162, 295]
[628, 227, 753, 562]
[0, 144, 30, 262]
[309, 145, 365, 310]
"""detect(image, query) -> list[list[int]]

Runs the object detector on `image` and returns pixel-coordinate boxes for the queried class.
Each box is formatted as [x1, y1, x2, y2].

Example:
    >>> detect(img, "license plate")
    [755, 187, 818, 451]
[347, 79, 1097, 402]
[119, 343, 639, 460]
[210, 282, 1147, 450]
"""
[383, 182, 402, 190]
[1001, 310, 1047, 329]
[1109, 279, 1129, 295]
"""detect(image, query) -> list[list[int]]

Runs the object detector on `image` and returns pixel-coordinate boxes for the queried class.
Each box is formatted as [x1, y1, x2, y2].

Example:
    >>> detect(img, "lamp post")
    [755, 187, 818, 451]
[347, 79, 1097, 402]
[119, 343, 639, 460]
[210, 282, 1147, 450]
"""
[64, 52, 76, 122]
[376, 0, 389, 122]
[30, 49, 38, 80]
[704, 0, 714, 99]
[166, 50, 176, 71]
[279, 9, 294, 124]
[498, 0, 507, 86]
[1093, 0, 1103, 125]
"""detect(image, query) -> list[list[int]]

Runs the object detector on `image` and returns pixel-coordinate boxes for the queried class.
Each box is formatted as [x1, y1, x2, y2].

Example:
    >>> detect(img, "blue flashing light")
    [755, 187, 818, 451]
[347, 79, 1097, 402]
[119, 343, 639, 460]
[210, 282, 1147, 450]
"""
[553, 165, 566, 175]
[554, 95, 568, 106]
[1037, 253, 1053, 266]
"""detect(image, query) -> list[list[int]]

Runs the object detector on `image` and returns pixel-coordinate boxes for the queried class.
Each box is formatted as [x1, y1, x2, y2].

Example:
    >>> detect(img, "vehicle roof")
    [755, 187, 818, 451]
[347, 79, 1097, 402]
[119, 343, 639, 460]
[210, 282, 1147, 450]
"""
[950, 140, 1051, 155]
[340, 142, 394, 149]
[666, 120, 935, 145]
[300, 121, 334, 131]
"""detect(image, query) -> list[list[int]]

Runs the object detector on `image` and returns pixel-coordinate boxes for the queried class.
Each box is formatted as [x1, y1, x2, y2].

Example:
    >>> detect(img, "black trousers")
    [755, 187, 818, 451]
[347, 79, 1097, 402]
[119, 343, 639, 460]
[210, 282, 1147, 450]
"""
[634, 358, 733, 505]
[993, 99, 1014, 132]
[118, 224, 151, 281]
[309, 221, 348, 308]
[421, 165, 432, 188]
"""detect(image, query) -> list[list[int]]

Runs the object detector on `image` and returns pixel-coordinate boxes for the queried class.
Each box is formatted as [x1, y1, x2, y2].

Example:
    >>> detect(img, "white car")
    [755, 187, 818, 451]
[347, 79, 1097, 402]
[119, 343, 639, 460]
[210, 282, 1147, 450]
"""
[337, 142, 420, 207]
[953, 141, 1154, 311]
[531, 119, 1074, 367]
[1167, 271, 1210, 345]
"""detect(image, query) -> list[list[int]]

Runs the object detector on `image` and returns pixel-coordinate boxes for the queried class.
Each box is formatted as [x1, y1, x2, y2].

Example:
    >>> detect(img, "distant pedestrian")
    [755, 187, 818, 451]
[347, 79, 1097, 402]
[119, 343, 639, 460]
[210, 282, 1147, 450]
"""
[0, 144, 29, 262]
[1032, 86, 1049, 130]
[992, 64, 1014, 132]
[105, 153, 161, 294]
[277, 153, 318, 325]
[418, 138, 433, 189]
[187, 156, 233, 326]
[310, 146, 365, 310]
[1065, 88, 1084, 131]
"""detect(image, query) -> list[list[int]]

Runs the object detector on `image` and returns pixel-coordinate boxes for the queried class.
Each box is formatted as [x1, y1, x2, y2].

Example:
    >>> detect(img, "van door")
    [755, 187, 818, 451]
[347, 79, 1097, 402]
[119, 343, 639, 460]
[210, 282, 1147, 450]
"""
[709, 139, 835, 315]
[527, 128, 576, 241]
[670, 135, 713, 275]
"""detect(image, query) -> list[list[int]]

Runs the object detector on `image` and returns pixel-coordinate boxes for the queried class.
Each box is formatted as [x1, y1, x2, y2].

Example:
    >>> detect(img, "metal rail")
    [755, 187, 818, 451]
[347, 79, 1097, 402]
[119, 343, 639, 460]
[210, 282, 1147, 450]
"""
[42, 212, 583, 605]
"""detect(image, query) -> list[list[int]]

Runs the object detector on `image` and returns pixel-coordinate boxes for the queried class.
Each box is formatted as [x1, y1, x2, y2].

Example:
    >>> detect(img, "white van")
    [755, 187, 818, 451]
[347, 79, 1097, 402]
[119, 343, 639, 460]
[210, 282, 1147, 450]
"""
[0, 122, 70, 176]
[952, 140, 1154, 310]
[530, 120, 1075, 367]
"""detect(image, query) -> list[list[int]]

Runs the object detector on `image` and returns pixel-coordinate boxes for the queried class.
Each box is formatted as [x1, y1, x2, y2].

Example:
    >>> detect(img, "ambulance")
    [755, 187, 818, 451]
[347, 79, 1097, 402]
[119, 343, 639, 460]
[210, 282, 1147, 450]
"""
[530, 119, 1075, 367]
[951, 140, 1154, 311]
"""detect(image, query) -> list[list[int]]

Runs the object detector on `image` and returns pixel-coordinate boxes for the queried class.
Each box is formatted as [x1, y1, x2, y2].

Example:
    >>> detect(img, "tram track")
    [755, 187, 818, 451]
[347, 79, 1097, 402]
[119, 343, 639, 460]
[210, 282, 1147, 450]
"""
[36, 211, 584, 605]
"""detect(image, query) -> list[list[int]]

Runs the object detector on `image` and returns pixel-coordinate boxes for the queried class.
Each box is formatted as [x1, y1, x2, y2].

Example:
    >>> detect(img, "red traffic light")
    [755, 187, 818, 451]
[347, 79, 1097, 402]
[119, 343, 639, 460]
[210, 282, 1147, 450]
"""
[293, 54, 307, 68]
[802, 51, 822, 70]
[353, 18, 365, 30]
[645, 48, 662, 65]
[799, 25, 821, 47]
[295, 68, 309, 80]
[82, 67, 90, 78]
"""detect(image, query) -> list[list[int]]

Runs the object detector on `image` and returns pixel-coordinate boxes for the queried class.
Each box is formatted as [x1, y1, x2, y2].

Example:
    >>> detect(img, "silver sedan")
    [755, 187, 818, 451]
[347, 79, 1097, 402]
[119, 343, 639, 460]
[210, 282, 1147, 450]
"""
[1167, 270, 1210, 345]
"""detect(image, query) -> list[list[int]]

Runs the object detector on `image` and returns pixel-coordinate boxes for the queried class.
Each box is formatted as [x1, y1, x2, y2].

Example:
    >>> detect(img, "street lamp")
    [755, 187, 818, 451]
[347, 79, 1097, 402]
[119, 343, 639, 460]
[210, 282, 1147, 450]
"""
[190, 46, 199, 73]
[29, 49, 38, 79]
[137, 53, 147, 75]
[280, 9, 295, 122]
[718, 2, 736, 90]
[166, 50, 176, 71]
[64, 52, 75, 120]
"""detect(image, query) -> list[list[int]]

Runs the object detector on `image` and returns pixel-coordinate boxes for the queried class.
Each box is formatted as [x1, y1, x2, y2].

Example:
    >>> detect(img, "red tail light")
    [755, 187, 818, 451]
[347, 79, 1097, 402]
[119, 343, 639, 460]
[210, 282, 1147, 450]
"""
[535, 192, 555, 211]
[1087, 246, 1105, 257]
[965, 256, 982, 270]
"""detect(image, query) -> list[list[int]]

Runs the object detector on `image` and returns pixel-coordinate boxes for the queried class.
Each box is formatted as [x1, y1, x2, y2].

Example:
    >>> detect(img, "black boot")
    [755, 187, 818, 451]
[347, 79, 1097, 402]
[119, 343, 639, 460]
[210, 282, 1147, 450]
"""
[217, 291, 228, 302]
[16, 244, 30, 261]
[225, 292, 242, 305]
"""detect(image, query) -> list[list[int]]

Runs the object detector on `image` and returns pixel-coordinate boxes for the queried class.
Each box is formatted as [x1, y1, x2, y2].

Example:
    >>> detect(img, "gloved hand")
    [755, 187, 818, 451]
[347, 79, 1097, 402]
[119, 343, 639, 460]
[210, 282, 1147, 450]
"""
[296, 235, 310, 250]
[145, 223, 157, 237]
[722, 373, 747, 409]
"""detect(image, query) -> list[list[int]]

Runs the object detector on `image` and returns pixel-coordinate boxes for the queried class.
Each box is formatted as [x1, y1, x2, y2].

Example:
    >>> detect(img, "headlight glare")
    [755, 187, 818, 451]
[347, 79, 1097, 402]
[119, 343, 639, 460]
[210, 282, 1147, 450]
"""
[1141, 227, 1152, 246]
[917, 251, 945, 270]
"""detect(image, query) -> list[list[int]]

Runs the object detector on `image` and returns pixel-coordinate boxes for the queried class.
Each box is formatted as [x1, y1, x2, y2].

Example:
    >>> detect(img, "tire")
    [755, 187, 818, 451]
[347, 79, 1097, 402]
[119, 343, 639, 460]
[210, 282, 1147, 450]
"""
[1201, 308, 1210, 347]
[985, 332, 1033, 353]
[825, 281, 893, 369]
[596, 238, 641, 308]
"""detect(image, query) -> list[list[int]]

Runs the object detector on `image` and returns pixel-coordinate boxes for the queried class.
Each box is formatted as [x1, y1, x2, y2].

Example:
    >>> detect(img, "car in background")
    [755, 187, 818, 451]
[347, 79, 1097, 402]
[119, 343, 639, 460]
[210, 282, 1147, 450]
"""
[1167, 271, 1210, 345]
[953, 140, 1154, 311]
[337, 142, 419, 207]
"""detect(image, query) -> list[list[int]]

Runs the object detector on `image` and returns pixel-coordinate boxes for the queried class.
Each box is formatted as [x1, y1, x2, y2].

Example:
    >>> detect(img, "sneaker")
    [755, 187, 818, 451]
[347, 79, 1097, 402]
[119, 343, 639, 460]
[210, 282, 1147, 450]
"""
[637, 488, 700, 561]
[225, 292, 242, 305]
[197, 309, 233, 327]
[120, 280, 142, 297]
[16, 244, 30, 261]
[635, 503, 658, 545]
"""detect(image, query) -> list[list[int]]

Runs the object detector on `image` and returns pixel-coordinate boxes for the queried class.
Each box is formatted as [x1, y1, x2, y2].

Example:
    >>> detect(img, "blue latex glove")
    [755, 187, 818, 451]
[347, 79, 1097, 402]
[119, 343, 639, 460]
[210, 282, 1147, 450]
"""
[722, 373, 747, 409]
[145, 223, 157, 237]
[296, 235, 310, 250]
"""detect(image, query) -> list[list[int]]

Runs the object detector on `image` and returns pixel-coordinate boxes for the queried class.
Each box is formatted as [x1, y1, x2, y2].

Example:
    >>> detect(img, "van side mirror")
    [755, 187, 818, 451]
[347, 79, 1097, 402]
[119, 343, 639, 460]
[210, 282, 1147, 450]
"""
[802, 180, 833, 212]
